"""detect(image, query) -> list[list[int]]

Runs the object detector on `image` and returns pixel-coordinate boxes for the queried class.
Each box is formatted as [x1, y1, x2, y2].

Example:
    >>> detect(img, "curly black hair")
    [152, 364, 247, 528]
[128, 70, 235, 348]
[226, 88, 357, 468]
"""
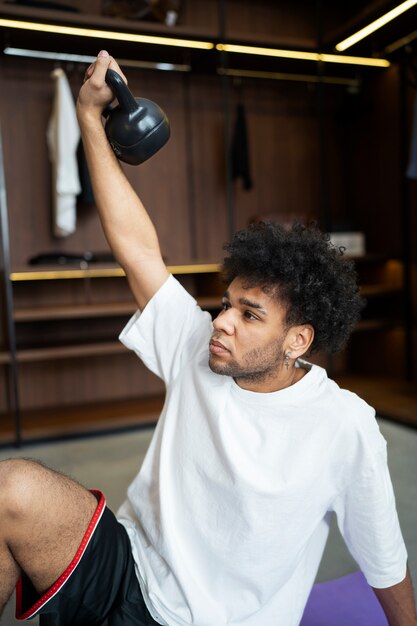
[222, 221, 365, 354]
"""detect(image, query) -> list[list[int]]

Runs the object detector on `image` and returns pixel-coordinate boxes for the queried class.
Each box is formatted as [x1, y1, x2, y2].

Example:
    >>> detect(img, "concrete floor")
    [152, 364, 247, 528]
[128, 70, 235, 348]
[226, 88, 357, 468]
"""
[0, 417, 416, 625]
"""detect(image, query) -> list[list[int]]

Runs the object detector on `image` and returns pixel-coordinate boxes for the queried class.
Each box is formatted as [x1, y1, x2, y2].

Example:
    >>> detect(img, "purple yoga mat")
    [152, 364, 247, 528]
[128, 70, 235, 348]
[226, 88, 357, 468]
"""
[299, 571, 388, 626]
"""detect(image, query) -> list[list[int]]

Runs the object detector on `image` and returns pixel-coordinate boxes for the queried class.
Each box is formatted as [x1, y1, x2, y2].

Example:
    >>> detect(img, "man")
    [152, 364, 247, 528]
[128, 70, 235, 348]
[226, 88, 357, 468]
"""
[0, 50, 416, 626]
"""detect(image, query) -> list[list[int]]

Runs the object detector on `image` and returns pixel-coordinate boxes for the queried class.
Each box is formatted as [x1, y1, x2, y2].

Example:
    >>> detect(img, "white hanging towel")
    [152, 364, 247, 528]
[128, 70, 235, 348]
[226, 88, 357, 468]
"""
[47, 68, 81, 238]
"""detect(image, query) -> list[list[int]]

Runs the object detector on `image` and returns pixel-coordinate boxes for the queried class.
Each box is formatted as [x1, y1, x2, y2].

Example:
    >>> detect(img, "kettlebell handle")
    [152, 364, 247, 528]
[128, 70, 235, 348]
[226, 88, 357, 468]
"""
[105, 68, 138, 115]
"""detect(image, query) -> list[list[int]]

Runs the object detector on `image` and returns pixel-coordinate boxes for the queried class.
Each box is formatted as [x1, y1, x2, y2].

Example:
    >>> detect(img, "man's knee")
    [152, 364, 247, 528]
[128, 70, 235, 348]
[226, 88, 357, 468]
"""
[0, 458, 59, 519]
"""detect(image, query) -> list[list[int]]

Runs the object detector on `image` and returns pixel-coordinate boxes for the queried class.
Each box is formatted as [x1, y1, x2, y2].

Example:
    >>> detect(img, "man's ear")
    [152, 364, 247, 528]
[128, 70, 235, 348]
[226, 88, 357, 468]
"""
[285, 324, 315, 359]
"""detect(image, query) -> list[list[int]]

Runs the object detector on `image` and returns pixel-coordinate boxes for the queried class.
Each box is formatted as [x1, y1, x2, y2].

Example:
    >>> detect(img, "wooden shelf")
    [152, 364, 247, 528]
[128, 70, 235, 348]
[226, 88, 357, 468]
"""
[0, 395, 164, 445]
[13, 295, 220, 322]
[0, 351, 10, 364]
[10, 262, 221, 282]
[360, 285, 402, 297]
[14, 302, 136, 321]
[0, 294, 222, 369]
[15, 341, 126, 363]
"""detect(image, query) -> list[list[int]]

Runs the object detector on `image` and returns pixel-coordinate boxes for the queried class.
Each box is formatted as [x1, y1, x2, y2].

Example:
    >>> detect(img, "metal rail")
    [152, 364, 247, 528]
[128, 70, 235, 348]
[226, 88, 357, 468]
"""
[0, 125, 21, 446]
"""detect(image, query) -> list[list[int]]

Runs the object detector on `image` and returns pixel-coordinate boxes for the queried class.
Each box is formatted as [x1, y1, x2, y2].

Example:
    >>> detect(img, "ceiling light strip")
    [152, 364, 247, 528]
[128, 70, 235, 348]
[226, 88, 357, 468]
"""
[320, 53, 389, 67]
[216, 44, 389, 67]
[0, 18, 214, 50]
[0, 18, 390, 67]
[217, 43, 318, 61]
[335, 0, 417, 51]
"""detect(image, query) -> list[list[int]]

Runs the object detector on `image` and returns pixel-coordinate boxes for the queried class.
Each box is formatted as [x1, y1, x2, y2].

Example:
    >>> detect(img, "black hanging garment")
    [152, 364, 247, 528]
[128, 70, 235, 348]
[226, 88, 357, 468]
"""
[230, 103, 253, 190]
[406, 92, 417, 180]
[77, 140, 95, 206]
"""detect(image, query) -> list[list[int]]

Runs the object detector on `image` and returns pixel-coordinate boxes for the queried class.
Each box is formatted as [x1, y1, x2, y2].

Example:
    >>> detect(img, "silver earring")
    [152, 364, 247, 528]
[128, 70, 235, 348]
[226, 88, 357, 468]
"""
[284, 351, 291, 370]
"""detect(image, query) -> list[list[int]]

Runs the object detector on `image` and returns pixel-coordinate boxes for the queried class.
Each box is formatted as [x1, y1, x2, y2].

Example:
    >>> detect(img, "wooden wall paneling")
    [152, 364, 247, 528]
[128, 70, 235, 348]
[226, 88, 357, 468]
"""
[347, 326, 406, 378]
[230, 78, 321, 231]
[0, 0, 220, 37]
[347, 67, 402, 257]
[0, 58, 193, 269]
[0, 357, 9, 413]
[0, 392, 15, 441]
[0, 288, 5, 349]
[324, 85, 360, 231]
[0, 57, 109, 267]
[99, 0, 220, 36]
[17, 352, 164, 411]
[15, 315, 122, 349]
[223, 0, 316, 48]
[12, 275, 133, 309]
[189, 75, 229, 261]
[177, 0, 220, 36]
[0, 57, 54, 268]
[320, 83, 356, 232]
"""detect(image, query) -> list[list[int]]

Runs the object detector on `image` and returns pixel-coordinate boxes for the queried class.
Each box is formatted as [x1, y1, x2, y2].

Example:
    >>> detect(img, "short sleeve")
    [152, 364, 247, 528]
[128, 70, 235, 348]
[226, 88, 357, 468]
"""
[332, 435, 407, 588]
[119, 275, 213, 384]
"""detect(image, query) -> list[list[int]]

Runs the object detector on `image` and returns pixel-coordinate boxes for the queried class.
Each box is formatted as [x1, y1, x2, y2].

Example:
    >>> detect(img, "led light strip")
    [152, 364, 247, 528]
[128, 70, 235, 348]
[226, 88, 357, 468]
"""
[0, 18, 214, 49]
[336, 0, 417, 51]
[0, 18, 390, 67]
[216, 44, 390, 67]
[10, 263, 220, 281]
[216, 43, 318, 62]
[319, 53, 389, 67]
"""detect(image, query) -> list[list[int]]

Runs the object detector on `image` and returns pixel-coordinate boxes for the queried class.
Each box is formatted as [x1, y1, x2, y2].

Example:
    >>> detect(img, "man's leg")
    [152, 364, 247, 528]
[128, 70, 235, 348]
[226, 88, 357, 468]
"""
[0, 458, 97, 616]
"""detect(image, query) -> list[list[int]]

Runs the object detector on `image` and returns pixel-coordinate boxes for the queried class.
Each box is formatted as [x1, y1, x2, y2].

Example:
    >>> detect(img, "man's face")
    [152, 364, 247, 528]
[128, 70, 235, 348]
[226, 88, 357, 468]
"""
[209, 277, 290, 391]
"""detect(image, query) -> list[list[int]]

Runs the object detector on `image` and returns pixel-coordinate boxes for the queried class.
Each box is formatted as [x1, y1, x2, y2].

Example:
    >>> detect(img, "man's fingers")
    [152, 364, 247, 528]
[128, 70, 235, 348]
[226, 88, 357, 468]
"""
[108, 56, 128, 85]
[80, 51, 128, 110]
[87, 52, 127, 89]
[90, 49, 112, 84]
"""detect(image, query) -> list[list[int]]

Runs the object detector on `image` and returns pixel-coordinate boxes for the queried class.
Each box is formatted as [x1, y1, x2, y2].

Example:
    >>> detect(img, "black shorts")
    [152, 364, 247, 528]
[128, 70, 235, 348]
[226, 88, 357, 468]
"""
[15, 490, 161, 626]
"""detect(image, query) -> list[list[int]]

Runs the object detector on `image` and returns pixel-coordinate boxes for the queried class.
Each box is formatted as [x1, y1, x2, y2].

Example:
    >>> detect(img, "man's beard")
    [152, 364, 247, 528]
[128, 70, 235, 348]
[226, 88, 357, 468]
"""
[208, 336, 285, 385]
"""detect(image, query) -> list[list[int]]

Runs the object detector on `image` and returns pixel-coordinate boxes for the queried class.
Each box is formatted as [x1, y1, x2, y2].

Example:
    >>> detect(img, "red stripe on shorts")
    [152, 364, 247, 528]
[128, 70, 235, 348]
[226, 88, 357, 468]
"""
[15, 489, 106, 620]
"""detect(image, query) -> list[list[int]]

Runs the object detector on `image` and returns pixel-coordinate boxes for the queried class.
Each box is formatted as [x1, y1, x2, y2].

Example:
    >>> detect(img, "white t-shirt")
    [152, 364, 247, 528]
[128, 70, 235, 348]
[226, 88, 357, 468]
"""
[117, 275, 407, 626]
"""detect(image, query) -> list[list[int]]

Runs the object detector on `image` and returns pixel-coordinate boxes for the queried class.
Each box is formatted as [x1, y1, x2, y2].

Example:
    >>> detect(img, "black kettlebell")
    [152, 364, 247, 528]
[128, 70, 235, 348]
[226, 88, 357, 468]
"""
[104, 68, 170, 165]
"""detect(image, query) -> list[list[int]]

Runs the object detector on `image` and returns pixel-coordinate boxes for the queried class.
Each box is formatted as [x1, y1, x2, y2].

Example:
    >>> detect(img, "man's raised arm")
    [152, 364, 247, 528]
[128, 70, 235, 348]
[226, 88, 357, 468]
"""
[76, 50, 169, 311]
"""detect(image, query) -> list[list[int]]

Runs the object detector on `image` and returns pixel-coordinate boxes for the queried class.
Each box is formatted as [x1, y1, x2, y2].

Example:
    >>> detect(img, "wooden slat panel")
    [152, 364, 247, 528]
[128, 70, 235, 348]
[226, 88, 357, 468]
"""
[224, 0, 316, 47]
[229, 78, 321, 231]
[189, 75, 229, 259]
[16, 352, 164, 410]
[0, 0, 221, 37]
[0, 58, 194, 269]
